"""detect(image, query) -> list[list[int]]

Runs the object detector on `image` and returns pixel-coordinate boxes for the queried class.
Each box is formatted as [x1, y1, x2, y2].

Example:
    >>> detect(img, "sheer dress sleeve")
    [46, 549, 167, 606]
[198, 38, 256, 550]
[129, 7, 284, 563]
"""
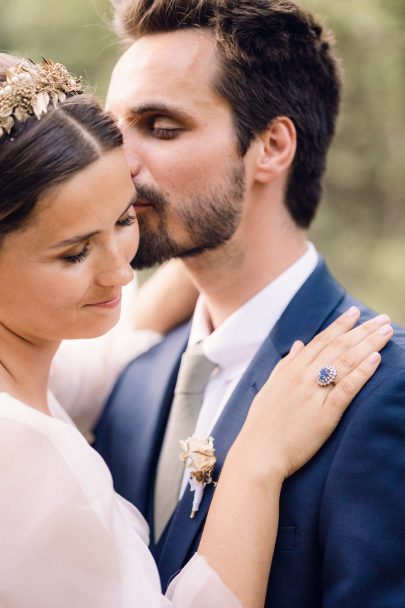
[0, 397, 240, 608]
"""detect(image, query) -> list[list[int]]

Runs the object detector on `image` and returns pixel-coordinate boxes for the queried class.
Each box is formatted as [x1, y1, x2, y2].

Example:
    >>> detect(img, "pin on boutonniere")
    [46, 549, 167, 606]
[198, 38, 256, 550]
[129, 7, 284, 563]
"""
[180, 436, 216, 519]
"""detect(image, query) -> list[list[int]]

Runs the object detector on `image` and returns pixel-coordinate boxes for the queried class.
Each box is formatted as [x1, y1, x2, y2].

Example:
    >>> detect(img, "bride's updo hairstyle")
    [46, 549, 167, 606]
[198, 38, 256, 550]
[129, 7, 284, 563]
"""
[0, 53, 123, 242]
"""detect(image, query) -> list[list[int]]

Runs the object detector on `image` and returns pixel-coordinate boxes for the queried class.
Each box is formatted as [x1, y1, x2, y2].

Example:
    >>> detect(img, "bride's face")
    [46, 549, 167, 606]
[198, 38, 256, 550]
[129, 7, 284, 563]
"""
[0, 148, 139, 342]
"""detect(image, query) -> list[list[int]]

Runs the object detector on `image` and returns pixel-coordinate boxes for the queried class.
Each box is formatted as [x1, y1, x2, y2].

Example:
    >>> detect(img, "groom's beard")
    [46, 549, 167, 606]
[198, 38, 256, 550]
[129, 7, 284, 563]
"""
[131, 163, 246, 269]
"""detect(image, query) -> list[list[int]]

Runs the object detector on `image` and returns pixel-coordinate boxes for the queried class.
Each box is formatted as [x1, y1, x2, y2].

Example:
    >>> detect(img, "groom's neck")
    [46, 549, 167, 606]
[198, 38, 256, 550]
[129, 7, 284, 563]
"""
[184, 222, 308, 331]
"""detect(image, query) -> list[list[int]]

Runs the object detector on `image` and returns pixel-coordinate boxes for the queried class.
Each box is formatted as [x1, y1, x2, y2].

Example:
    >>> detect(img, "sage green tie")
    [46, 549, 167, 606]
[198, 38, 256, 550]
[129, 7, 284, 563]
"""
[154, 342, 216, 541]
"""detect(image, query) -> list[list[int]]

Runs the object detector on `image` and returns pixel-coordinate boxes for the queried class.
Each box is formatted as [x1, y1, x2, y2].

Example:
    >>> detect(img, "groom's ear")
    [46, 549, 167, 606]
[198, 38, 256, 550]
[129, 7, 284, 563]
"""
[253, 117, 297, 184]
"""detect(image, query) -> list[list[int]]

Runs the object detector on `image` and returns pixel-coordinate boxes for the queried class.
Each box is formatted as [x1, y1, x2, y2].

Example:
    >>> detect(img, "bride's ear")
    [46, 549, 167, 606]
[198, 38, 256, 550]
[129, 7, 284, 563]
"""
[253, 117, 297, 184]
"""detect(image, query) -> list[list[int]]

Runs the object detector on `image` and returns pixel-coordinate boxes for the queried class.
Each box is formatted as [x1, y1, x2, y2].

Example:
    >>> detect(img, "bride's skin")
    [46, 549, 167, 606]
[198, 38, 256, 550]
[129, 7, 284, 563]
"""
[132, 260, 198, 332]
[0, 145, 393, 606]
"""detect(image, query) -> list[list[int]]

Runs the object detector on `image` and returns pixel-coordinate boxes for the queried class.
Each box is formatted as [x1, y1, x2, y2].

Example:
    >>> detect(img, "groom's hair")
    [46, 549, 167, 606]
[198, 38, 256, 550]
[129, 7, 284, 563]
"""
[113, 0, 342, 228]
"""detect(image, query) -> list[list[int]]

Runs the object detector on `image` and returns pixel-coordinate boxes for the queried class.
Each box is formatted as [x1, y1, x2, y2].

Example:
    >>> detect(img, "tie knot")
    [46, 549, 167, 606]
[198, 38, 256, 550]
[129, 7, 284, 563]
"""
[175, 342, 216, 395]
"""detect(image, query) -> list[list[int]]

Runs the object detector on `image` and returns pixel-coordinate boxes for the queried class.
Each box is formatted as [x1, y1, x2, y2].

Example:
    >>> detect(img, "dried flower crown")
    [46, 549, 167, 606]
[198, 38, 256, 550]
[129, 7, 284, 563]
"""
[0, 58, 82, 139]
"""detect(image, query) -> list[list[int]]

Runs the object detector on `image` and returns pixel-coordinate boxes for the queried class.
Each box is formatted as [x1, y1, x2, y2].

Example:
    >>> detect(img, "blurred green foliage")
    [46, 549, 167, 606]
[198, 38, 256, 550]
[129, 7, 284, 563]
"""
[0, 0, 119, 99]
[1, 0, 404, 322]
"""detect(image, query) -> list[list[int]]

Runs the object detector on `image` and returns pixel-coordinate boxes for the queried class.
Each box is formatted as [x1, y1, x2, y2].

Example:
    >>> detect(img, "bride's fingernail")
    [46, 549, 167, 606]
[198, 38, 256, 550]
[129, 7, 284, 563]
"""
[345, 306, 359, 317]
[375, 314, 391, 325]
[369, 352, 381, 365]
[378, 324, 393, 336]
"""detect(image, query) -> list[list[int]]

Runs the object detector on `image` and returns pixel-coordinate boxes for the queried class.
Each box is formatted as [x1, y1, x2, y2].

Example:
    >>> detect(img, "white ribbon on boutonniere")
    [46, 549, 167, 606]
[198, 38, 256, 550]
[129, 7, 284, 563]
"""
[180, 436, 216, 518]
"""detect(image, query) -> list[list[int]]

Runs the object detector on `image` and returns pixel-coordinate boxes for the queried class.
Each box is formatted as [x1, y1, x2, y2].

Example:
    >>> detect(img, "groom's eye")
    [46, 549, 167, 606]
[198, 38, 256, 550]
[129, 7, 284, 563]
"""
[147, 115, 183, 140]
[151, 126, 181, 140]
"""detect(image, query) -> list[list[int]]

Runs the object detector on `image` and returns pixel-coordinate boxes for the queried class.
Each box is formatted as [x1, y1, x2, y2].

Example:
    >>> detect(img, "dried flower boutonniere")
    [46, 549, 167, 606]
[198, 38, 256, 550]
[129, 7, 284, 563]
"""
[180, 436, 216, 518]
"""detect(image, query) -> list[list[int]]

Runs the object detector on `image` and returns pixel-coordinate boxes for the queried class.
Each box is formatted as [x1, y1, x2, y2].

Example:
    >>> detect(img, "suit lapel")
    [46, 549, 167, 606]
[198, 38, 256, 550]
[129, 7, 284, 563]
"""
[270, 256, 346, 356]
[157, 259, 346, 585]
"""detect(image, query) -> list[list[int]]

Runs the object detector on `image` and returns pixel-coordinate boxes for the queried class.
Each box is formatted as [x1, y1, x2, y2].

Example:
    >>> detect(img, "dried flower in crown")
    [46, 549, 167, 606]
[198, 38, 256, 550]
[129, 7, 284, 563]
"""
[0, 58, 82, 139]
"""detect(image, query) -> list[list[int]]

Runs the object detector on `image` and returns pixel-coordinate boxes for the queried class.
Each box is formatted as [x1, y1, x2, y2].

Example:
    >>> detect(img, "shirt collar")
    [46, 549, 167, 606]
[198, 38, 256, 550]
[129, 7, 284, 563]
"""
[189, 242, 319, 379]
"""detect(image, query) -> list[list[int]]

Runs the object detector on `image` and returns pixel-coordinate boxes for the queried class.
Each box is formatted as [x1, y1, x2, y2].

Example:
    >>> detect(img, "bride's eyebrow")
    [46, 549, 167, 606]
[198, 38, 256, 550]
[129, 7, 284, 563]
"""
[118, 194, 138, 217]
[49, 195, 137, 249]
[51, 230, 99, 249]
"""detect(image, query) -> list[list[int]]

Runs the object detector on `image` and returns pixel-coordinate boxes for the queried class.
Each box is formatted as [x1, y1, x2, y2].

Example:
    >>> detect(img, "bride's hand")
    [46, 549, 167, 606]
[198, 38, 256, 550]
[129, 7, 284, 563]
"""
[233, 307, 393, 481]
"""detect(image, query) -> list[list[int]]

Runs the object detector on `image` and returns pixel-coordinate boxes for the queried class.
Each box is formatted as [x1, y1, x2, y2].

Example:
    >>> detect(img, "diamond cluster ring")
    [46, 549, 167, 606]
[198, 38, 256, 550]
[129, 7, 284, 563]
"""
[317, 365, 338, 387]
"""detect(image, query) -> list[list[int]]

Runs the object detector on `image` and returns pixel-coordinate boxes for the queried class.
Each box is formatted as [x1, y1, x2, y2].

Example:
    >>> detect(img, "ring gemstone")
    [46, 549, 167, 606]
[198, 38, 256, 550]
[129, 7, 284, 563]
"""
[317, 365, 338, 387]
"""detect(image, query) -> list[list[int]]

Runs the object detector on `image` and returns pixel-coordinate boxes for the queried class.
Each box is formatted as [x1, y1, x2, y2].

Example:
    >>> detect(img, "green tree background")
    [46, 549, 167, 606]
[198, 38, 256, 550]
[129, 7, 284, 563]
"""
[1, 0, 404, 323]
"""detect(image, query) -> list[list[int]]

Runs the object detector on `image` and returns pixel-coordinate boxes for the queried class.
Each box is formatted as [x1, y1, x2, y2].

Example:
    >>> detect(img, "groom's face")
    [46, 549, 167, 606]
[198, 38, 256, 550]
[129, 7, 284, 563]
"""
[106, 29, 246, 269]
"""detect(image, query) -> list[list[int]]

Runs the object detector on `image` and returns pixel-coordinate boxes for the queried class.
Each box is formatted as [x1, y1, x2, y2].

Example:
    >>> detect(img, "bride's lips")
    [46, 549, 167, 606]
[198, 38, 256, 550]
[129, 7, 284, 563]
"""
[85, 293, 122, 309]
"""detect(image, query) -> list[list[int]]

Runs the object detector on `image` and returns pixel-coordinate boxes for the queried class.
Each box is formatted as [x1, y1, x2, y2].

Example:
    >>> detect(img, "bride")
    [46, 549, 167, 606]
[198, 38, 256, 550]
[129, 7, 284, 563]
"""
[0, 55, 393, 607]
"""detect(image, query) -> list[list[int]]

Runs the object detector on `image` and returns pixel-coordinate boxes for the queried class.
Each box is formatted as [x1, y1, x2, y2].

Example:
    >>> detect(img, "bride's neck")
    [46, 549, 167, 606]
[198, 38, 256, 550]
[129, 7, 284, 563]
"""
[0, 323, 60, 415]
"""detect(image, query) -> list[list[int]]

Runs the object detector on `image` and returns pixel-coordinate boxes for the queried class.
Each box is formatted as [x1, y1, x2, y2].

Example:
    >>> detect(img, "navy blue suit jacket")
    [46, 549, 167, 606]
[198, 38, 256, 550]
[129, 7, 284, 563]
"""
[94, 259, 405, 607]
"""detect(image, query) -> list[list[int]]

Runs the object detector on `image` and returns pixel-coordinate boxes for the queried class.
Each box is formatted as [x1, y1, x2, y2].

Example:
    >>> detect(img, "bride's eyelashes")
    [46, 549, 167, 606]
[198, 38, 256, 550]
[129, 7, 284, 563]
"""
[62, 243, 91, 264]
[116, 210, 137, 227]
[61, 210, 137, 264]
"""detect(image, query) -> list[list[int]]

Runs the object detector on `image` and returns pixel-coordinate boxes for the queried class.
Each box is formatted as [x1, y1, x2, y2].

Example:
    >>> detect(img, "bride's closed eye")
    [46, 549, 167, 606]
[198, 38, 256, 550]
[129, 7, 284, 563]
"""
[116, 205, 137, 227]
[61, 206, 137, 264]
[62, 243, 91, 264]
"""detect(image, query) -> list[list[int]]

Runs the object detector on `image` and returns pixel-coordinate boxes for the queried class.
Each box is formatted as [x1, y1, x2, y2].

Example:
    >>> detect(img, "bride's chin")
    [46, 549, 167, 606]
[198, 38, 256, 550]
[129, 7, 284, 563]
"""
[63, 314, 121, 341]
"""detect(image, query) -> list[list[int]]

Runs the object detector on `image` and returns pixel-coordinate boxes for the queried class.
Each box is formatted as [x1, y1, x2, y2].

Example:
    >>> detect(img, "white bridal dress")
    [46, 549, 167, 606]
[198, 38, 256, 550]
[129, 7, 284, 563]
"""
[0, 285, 240, 608]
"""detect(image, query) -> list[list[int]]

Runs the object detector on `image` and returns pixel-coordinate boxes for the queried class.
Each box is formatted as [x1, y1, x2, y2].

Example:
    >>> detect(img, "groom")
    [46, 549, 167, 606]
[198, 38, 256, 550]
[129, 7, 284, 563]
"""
[95, 1, 405, 605]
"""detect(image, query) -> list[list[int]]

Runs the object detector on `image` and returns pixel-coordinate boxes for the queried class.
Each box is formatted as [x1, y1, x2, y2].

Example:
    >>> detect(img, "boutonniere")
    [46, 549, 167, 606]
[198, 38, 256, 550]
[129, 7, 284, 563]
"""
[180, 436, 216, 518]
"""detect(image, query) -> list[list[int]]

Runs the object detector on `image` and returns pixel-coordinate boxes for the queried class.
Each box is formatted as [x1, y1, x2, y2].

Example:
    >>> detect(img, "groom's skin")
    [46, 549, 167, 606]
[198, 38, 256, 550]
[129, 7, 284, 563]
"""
[106, 28, 307, 325]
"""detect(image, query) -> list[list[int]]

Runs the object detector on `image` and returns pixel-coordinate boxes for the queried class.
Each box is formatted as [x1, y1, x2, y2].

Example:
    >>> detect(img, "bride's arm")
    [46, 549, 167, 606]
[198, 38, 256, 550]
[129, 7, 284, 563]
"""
[195, 309, 393, 608]
[132, 260, 198, 333]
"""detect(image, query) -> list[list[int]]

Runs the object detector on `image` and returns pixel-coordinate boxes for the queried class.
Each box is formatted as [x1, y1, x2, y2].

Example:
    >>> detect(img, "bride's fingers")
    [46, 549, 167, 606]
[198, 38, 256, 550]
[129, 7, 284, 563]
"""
[330, 313, 391, 352]
[330, 323, 393, 378]
[300, 310, 391, 366]
[314, 314, 391, 367]
[324, 352, 382, 424]
[311, 325, 394, 393]
[298, 306, 361, 364]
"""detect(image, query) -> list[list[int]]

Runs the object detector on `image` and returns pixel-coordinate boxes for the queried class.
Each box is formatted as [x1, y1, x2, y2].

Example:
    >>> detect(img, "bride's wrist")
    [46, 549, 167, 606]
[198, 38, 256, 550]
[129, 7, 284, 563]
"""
[224, 439, 286, 490]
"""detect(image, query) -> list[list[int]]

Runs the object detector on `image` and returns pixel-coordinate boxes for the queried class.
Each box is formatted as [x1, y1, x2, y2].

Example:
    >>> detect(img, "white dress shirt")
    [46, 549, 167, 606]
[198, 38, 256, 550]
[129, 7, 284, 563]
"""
[179, 242, 318, 496]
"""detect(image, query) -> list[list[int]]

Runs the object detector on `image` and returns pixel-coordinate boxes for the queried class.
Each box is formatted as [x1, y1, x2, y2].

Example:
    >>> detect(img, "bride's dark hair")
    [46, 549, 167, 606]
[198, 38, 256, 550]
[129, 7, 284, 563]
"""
[0, 53, 123, 241]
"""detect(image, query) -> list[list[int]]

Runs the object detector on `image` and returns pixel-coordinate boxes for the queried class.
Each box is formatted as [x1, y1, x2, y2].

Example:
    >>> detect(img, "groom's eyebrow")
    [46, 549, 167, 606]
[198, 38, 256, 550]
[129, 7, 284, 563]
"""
[49, 196, 137, 249]
[128, 102, 194, 122]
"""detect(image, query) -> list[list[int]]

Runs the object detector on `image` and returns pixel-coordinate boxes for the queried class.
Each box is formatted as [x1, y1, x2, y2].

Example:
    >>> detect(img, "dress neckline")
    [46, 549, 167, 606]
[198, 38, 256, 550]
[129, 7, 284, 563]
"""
[0, 390, 75, 426]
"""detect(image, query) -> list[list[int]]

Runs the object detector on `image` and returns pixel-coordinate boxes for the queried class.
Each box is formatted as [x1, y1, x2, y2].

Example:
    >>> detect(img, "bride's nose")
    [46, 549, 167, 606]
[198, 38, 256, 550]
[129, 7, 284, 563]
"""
[95, 248, 134, 288]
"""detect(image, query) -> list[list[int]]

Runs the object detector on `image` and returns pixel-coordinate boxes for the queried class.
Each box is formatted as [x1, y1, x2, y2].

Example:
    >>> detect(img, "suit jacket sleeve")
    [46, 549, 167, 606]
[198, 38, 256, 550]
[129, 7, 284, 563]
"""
[320, 367, 405, 606]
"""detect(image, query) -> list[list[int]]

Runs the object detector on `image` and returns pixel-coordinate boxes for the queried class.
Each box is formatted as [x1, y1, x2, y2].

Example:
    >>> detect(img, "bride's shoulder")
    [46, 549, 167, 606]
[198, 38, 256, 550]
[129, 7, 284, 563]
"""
[0, 392, 79, 465]
[0, 391, 49, 423]
[0, 392, 55, 440]
[0, 397, 64, 480]
[0, 391, 35, 421]
[0, 393, 104, 494]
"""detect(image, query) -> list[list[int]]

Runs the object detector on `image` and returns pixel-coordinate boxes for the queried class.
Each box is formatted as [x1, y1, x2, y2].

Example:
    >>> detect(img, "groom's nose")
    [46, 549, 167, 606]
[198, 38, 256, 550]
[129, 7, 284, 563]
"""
[120, 126, 142, 179]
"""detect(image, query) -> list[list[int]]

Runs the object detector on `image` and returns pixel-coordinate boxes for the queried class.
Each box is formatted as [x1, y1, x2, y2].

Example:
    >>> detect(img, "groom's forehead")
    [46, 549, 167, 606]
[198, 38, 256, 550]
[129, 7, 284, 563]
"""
[107, 30, 227, 116]
[112, 30, 217, 92]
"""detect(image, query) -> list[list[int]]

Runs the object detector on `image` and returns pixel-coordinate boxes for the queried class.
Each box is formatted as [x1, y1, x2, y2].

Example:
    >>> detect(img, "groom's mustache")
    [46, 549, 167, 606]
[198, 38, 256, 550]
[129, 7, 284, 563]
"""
[133, 183, 168, 210]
